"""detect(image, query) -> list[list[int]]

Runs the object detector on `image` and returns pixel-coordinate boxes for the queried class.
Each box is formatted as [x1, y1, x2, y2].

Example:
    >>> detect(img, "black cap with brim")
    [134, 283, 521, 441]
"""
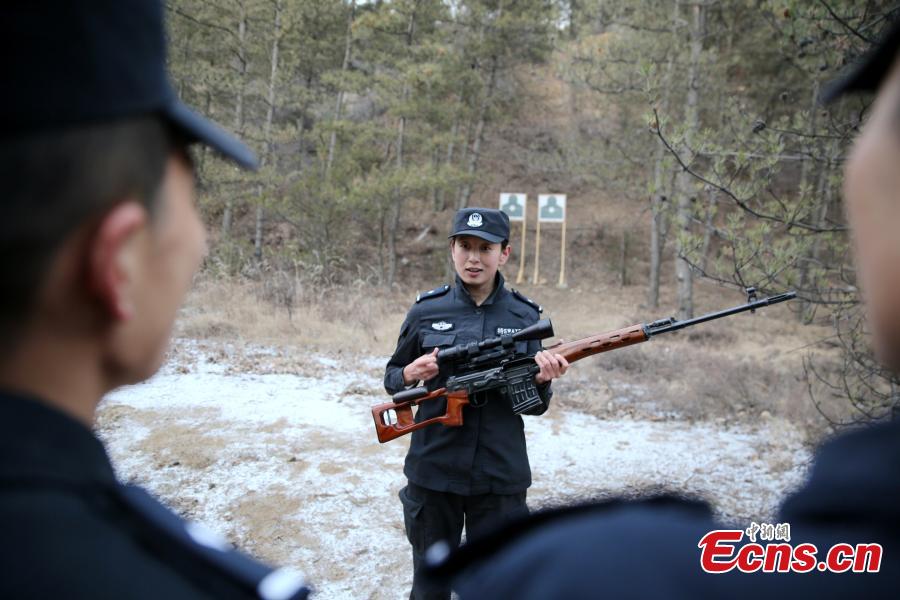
[449, 208, 511, 244]
[164, 102, 258, 169]
[1, 0, 257, 170]
[821, 19, 900, 103]
[450, 230, 506, 244]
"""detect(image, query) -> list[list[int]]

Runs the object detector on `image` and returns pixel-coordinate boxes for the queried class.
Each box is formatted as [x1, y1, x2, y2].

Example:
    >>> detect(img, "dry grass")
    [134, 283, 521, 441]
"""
[176, 275, 407, 356]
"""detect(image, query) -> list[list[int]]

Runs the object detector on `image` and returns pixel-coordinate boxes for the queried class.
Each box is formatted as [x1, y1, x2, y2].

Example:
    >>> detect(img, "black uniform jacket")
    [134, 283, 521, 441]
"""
[384, 273, 552, 496]
[432, 418, 900, 598]
[0, 391, 309, 600]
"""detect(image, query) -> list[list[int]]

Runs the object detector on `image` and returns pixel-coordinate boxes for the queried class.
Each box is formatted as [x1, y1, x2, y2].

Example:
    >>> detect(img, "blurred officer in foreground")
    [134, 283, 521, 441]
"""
[0, 2, 308, 598]
[424, 21, 900, 600]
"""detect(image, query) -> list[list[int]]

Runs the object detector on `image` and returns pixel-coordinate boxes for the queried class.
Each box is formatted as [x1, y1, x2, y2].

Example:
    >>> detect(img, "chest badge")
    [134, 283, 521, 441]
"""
[467, 213, 483, 228]
[496, 326, 522, 336]
[432, 321, 454, 331]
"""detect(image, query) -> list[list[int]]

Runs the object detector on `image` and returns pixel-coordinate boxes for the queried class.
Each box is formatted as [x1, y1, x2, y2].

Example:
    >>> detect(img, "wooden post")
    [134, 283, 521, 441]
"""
[516, 219, 527, 284]
[532, 217, 542, 285]
[557, 217, 567, 288]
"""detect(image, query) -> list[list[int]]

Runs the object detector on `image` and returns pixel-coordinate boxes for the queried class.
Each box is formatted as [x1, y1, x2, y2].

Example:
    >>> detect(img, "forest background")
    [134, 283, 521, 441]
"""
[166, 0, 900, 429]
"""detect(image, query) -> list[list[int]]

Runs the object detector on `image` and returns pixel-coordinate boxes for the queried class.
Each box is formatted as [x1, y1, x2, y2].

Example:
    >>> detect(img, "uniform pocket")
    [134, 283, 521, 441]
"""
[509, 305, 530, 319]
[399, 485, 425, 548]
[421, 332, 456, 350]
[399, 485, 423, 517]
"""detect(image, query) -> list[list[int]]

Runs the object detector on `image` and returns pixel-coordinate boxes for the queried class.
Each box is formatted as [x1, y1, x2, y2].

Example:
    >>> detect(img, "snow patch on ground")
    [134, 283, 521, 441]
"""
[526, 412, 808, 522]
[97, 341, 811, 600]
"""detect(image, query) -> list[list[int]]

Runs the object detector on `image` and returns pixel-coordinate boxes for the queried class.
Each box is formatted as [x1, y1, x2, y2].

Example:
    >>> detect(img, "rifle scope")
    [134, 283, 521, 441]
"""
[437, 318, 554, 363]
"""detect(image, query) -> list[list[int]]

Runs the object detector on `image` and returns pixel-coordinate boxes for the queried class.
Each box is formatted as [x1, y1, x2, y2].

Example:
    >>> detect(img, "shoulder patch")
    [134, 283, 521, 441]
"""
[416, 284, 450, 303]
[511, 289, 543, 313]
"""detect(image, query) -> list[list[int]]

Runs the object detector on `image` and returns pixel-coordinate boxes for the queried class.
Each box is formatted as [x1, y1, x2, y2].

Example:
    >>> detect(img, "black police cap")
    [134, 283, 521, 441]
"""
[821, 19, 900, 103]
[0, 0, 257, 170]
[449, 208, 510, 244]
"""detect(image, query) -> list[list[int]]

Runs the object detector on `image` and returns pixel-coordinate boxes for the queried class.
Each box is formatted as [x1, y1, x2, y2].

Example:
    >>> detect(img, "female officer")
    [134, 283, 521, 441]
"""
[384, 207, 569, 599]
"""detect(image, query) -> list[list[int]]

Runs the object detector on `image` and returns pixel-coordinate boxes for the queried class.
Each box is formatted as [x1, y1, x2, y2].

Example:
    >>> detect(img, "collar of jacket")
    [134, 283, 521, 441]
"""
[0, 390, 117, 488]
[454, 271, 507, 307]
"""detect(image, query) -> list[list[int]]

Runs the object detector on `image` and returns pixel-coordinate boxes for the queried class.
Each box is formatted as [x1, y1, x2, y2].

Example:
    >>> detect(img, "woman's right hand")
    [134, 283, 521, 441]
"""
[402, 348, 440, 385]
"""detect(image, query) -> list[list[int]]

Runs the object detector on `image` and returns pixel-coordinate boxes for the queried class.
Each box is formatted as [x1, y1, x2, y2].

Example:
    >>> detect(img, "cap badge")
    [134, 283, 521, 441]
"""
[432, 321, 454, 331]
[467, 213, 483, 228]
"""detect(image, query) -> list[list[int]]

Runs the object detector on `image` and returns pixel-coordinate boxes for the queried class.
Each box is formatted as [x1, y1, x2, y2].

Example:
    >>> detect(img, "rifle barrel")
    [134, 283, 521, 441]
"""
[644, 292, 796, 337]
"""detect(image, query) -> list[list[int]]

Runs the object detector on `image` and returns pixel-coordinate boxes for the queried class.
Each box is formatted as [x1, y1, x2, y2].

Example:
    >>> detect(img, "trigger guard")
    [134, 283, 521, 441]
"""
[469, 392, 487, 408]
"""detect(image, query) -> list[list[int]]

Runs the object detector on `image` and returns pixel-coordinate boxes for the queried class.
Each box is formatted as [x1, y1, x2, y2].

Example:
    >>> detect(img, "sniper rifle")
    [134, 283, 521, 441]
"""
[371, 289, 796, 443]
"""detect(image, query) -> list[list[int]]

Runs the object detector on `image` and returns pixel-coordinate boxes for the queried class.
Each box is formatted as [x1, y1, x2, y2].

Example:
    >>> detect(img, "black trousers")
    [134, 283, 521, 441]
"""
[400, 481, 528, 600]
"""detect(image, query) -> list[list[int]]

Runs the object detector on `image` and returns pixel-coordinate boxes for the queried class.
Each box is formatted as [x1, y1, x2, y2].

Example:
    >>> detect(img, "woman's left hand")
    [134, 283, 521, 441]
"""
[534, 350, 569, 384]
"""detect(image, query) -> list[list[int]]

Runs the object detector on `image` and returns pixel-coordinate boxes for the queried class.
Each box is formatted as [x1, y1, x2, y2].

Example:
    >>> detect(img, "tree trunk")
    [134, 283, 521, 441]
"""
[222, 0, 248, 237]
[798, 79, 821, 195]
[254, 184, 264, 260]
[674, 1, 704, 320]
[568, 0, 579, 39]
[700, 187, 717, 272]
[457, 53, 498, 210]
[377, 209, 386, 286]
[435, 116, 459, 211]
[386, 195, 402, 287]
[647, 1, 680, 309]
[796, 80, 824, 320]
[456, 2, 502, 210]
[386, 102, 407, 287]
[429, 146, 440, 207]
[800, 137, 839, 322]
[255, 0, 283, 262]
[325, 0, 355, 180]
[647, 28, 678, 308]
[453, 116, 475, 212]
[697, 26, 731, 279]
[197, 91, 212, 176]
[386, 3, 418, 287]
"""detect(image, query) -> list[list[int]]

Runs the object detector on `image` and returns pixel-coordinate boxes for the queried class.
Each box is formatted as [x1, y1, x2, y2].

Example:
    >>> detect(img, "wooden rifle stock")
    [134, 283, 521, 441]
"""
[372, 389, 470, 443]
[544, 324, 648, 363]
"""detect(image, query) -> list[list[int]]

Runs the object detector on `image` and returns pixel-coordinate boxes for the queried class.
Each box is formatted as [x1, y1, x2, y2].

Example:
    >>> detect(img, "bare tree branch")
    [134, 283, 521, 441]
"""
[652, 109, 848, 233]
